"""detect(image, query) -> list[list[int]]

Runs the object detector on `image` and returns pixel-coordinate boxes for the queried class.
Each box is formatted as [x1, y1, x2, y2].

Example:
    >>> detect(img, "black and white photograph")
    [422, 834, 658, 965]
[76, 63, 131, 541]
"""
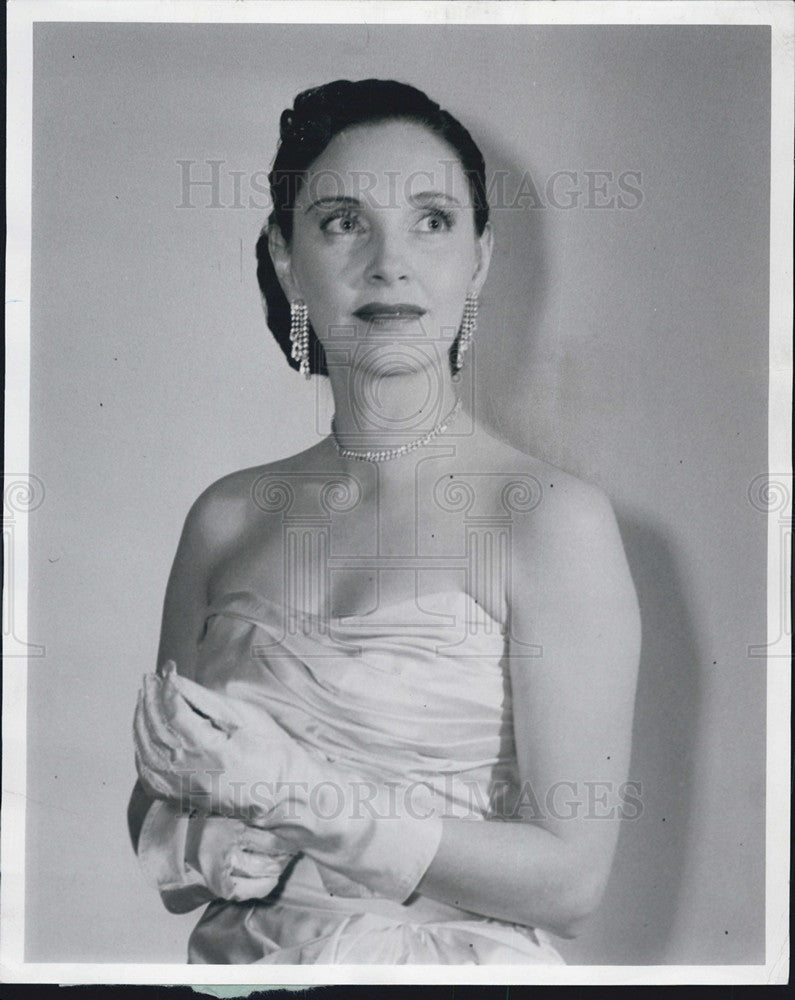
[2, 0, 791, 986]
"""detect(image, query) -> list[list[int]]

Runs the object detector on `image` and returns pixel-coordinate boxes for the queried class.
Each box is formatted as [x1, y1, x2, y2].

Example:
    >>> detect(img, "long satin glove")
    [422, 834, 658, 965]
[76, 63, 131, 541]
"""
[137, 798, 297, 913]
[134, 663, 443, 903]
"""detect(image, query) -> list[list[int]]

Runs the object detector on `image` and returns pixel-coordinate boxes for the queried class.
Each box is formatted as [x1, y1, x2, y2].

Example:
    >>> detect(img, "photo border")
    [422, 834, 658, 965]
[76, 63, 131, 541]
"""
[3, 0, 791, 986]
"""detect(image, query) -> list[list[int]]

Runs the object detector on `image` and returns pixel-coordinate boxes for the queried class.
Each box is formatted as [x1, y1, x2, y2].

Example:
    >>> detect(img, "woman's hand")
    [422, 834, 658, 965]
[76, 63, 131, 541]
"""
[134, 663, 444, 902]
[133, 660, 301, 820]
[187, 812, 296, 902]
[135, 796, 298, 913]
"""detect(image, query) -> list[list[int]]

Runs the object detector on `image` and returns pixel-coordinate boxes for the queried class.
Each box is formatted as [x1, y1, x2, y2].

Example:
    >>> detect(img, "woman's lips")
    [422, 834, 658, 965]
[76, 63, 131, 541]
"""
[353, 303, 426, 322]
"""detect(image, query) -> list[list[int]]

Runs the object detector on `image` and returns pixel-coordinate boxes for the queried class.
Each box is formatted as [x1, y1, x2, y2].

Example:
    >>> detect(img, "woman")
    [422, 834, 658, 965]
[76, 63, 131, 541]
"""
[129, 78, 641, 965]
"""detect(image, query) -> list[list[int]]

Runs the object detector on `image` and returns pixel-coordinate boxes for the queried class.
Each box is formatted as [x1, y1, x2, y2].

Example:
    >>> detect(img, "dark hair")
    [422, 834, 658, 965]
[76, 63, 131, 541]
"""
[256, 79, 490, 376]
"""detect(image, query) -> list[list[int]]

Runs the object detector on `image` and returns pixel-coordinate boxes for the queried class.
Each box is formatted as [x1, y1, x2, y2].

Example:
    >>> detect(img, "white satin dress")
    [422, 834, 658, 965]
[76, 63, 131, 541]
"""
[143, 588, 565, 965]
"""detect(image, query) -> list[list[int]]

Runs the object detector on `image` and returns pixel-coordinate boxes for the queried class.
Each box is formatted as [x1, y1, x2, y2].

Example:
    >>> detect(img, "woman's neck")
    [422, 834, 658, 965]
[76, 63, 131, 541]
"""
[327, 365, 461, 456]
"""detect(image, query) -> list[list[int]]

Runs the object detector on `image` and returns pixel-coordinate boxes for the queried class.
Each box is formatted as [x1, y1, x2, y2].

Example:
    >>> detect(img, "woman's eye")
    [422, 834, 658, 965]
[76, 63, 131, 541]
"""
[320, 212, 364, 235]
[415, 209, 455, 233]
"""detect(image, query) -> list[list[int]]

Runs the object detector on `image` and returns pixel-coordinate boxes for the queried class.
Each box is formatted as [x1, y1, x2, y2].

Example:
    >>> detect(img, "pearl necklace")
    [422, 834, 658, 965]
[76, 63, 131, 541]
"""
[331, 398, 462, 462]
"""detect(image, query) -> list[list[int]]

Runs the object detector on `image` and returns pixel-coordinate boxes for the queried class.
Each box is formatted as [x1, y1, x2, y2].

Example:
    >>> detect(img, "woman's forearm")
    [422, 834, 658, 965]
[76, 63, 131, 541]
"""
[414, 817, 606, 939]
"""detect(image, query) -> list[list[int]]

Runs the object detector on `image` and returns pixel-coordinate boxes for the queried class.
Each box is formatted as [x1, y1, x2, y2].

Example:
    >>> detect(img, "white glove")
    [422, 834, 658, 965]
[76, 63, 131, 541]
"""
[137, 798, 296, 913]
[134, 662, 443, 903]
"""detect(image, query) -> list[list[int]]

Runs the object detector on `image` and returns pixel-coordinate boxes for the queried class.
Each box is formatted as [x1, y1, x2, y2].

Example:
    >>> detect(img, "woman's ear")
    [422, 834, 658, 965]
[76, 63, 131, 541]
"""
[471, 221, 494, 296]
[267, 224, 300, 301]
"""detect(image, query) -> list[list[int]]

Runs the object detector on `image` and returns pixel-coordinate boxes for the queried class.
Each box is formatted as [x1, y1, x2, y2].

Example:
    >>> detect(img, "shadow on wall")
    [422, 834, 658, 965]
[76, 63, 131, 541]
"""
[558, 510, 702, 964]
[470, 142, 551, 453]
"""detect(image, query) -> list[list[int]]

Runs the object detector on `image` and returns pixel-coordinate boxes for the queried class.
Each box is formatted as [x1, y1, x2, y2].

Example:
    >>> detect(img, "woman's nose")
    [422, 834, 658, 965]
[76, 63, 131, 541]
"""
[364, 228, 410, 284]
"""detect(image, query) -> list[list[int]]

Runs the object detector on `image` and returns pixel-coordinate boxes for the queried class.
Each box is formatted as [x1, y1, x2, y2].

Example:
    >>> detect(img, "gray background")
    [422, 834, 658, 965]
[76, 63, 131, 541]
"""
[26, 23, 769, 963]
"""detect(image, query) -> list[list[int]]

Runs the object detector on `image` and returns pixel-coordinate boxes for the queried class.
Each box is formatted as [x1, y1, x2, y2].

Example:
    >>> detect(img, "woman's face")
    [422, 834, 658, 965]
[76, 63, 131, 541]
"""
[272, 120, 492, 377]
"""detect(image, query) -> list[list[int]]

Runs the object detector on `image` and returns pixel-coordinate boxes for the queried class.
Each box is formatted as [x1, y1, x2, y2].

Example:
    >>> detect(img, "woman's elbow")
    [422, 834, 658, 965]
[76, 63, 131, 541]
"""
[545, 869, 609, 940]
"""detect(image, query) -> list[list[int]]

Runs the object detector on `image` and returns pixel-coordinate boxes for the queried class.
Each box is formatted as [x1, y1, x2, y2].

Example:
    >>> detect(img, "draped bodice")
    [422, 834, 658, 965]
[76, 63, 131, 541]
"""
[194, 589, 520, 819]
[186, 589, 563, 965]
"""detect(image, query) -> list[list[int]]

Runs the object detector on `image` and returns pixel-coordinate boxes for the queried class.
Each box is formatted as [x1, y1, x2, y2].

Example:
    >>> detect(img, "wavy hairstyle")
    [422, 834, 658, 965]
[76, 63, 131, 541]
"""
[256, 78, 490, 376]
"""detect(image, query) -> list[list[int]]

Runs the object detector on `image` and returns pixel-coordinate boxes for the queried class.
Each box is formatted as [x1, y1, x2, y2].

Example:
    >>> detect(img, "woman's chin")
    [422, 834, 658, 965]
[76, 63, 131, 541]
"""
[350, 345, 447, 380]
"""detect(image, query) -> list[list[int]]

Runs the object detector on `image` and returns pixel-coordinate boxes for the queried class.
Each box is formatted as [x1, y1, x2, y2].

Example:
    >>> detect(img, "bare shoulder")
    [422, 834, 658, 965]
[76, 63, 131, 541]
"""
[530, 461, 617, 545]
[471, 425, 615, 538]
[185, 442, 326, 549]
[487, 431, 641, 657]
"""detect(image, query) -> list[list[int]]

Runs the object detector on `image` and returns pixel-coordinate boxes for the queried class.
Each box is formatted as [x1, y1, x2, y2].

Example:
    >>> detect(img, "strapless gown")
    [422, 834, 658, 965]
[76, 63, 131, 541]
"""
[176, 588, 564, 965]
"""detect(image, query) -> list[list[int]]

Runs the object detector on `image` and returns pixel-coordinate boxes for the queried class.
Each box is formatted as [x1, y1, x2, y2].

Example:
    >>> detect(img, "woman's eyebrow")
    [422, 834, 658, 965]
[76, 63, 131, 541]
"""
[410, 191, 461, 206]
[304, 195, 361, 214]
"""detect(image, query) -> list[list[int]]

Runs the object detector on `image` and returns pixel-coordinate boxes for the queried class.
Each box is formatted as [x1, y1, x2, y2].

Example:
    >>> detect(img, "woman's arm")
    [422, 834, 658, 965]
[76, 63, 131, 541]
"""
[128, 480, 243, 850]
[415, 479, 641, 938]
[130, 477, 303, 911]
